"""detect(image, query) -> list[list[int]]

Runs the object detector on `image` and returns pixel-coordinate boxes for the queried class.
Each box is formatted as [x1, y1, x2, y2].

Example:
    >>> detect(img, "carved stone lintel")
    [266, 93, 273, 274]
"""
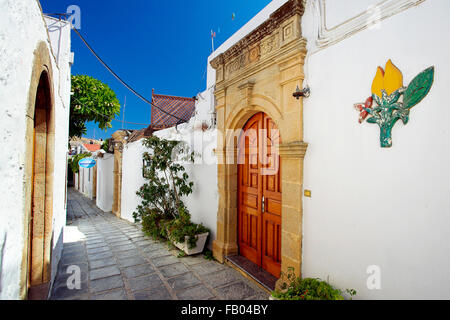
[210, 0, 305, 77]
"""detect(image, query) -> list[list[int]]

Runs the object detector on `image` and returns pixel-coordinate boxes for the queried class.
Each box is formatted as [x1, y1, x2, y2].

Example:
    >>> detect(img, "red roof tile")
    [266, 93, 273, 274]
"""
[83, 143, 101, 152]
[151, 91, 195, 130]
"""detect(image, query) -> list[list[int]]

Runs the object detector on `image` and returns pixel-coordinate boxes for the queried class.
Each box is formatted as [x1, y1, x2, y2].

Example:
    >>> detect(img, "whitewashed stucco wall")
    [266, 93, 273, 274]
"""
[96, 154, 114, 212]
[120, 89, 218, 247]
[0, 0, 72, 299]
[74, 170, 79, 191]
[120, 140, 146, 223]
[79, 166, 94, 200]
[45, 16, 72, 288]
[78, 151, 103, 200]
[301, 0, 450, 299]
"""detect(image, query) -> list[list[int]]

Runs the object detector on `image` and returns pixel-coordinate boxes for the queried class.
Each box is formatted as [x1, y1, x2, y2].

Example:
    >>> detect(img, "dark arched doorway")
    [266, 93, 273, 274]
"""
[28, 70, 55, 297]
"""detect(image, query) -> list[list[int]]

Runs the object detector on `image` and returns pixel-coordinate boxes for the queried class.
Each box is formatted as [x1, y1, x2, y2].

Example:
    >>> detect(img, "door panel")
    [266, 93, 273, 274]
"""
[238, 114, 262, 266]
[261, 115, 282, 277]
[238, 113, 281, 278]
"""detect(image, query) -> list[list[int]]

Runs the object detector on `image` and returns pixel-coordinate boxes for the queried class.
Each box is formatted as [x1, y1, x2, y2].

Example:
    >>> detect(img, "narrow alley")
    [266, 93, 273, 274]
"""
[50, 189, 268, 300]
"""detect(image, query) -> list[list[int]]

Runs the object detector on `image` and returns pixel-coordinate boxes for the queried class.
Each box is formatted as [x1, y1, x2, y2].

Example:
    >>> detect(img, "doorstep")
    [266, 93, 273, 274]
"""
[225, 255, 277, 293]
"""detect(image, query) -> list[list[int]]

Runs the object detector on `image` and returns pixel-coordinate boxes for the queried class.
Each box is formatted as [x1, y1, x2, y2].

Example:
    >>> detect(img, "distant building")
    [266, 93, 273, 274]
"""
[69, 137, 103, 155]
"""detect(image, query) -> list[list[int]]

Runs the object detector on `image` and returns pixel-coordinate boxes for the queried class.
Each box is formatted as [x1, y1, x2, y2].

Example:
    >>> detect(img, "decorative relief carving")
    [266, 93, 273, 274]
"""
[249, 45, 260, 63]
[224, 46, 262, 78]
[283, 23, 293, 40]
[210, 0, 305, 81]
[260, 34, 280, 57]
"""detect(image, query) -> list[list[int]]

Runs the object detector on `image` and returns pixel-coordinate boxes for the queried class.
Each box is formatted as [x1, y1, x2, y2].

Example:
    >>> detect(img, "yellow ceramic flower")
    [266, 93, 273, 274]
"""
[384, 59, 403, 95]
[371, 60, 404, 98]
[371, 67, 385, 98]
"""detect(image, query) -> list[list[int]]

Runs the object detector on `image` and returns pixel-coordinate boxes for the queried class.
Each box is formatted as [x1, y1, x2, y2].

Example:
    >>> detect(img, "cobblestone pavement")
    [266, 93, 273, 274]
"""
[50, 188, 269, 300]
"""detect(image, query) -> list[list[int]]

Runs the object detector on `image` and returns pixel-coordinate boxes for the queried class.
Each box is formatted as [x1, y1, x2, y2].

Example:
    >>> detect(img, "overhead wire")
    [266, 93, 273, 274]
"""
[71, 27, 186, 123]
[53, 14, 188, 124]
[46, 13, 198, 127]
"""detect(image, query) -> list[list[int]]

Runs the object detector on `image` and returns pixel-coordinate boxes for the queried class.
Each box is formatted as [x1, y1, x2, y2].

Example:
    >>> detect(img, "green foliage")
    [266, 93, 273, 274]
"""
[101, 138, 111, 153]
[134, 136, 194, 220]
[203, 250, 215, 261]
[70, 75, 121, 138]
[134, 136, 209, 251]
[140, 208, 170, 240]
[403, 67, 434, 110]
[165, 207, 210, 249]
[364, 66, 434, 148]
[272, 268, 356, 301]
[68, 152, 91, 174]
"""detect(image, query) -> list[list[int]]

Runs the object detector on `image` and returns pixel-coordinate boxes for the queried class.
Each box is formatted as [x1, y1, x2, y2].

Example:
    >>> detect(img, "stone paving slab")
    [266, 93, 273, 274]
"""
[134, 287, 172, 300]
[176, 285, 216, 300]
[49, 188, 269, 300]
[128, 274, 163, 292]
[167, 273, 202, 291]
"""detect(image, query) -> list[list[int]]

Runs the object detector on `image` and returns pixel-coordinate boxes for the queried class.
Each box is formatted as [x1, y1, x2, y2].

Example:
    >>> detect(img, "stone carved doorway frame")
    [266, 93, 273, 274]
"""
[210, 0, 309, 287]
[22, 41, 56, 299]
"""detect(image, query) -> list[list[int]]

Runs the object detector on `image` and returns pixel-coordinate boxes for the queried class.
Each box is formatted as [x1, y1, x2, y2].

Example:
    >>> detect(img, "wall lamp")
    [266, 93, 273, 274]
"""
[293, 85, 311, 99]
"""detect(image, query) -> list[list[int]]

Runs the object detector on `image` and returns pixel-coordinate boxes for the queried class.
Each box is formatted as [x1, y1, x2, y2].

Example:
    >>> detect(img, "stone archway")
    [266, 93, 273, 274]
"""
[22, 41, 56, 299]
[210, 0, 308, 287]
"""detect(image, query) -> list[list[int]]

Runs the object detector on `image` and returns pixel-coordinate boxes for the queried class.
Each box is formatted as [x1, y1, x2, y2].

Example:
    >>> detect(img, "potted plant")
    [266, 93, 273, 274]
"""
[271, 268, 357, 300]
[165, 207, 210, 255]
[134, 136, 209, 255]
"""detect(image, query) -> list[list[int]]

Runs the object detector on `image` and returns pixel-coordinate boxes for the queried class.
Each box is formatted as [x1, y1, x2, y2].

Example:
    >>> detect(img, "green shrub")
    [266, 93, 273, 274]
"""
[165, 207, 209, 249]
[272, 268, 356, 300]
[133, 136, 194, 221]
[68, 152, 91, 174]
[134, 136, 209, 251]
[140, 208, 169, 240]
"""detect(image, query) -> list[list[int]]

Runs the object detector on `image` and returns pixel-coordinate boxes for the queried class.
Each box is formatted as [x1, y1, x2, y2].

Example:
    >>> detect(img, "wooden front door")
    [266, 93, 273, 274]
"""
[238, 113, 282, 278]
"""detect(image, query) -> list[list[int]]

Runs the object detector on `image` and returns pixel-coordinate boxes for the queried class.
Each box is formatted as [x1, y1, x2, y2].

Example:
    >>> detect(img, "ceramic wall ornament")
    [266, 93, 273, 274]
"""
[354, 60, 434, 148]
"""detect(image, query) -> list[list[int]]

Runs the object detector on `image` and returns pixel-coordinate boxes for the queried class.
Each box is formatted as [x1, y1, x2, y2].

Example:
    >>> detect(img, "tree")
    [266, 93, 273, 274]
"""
[70, 75, 121, 138]
[68, 153, 91, 174]
[134, 136, 194, 221]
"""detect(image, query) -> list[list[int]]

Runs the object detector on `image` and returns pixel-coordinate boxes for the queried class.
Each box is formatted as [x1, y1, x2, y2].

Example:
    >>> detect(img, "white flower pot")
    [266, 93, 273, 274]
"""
[173, 232, 209, 256]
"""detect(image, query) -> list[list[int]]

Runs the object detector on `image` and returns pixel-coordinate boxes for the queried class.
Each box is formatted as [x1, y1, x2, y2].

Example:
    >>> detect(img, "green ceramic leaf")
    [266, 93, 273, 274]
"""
[367, 117, 378, 124]
[403, 66, 434, 109]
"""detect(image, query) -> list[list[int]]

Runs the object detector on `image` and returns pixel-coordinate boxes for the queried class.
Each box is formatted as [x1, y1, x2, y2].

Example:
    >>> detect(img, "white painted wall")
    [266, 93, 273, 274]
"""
[79, 167, 94, 199]
[74, 170, 79, 191]
[120, 140, 147, 223]
[78, 151, 103, 200]
[96, 153, 114, 212]
[44, 15, 72, 289]
[0, 0, 72, 299]
[301, 0, 450, 299]
[120, 88, 218, 248]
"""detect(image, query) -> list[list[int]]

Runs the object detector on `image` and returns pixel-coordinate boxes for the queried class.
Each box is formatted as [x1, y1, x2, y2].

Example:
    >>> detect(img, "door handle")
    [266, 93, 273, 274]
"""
[262, 196, 265, 212]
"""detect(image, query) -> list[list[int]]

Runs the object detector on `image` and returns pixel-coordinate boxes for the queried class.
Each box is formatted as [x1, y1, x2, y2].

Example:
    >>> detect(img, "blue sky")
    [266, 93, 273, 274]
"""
[41, 0, 272, 140]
